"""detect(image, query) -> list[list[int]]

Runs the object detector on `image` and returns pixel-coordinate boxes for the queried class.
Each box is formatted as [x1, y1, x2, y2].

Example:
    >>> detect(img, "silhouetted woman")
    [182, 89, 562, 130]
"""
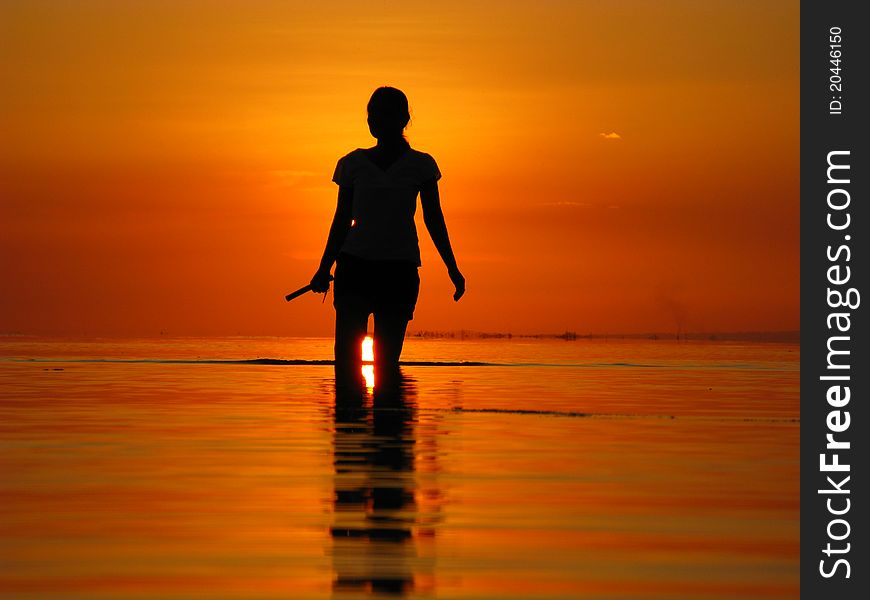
[310, 87, 465, 388]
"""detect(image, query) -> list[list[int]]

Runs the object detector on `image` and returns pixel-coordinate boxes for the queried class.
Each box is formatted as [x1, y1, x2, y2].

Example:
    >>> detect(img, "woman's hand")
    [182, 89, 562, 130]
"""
[422, 183, 464, 303]
[449, 268, 465, 301]
[310, 268, 333, 293]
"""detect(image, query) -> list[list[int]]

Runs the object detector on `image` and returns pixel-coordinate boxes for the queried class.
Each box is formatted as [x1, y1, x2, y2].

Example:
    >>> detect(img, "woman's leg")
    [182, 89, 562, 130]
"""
[373, 313, 409, 389]
[334, 306, 369, 389]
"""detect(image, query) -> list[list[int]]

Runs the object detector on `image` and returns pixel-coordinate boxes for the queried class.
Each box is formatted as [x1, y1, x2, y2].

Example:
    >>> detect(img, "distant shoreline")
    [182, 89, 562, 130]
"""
[408, 330, 801, 344]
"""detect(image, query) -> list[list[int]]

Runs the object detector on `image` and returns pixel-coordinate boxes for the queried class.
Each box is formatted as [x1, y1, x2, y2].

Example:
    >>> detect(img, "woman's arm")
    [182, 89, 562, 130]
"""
[310, 185, 353, 292]
[420, 180, 465, 301]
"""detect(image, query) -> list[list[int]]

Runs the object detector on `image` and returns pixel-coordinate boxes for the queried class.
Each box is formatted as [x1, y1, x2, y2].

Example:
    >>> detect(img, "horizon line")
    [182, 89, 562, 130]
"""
[0, 330, 801, 343]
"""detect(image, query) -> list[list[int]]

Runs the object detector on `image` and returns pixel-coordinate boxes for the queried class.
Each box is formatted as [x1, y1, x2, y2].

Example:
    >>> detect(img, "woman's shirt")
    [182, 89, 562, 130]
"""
[332, 147, 441, 266]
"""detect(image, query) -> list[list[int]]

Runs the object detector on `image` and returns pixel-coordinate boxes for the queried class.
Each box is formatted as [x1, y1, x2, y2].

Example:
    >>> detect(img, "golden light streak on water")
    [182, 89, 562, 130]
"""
[361, 365, 374, 390]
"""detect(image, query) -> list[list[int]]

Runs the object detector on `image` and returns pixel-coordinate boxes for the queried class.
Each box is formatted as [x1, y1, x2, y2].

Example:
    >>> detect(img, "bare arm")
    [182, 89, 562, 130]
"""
[310, 185, 353, 291]
[420, 179, 465, 301]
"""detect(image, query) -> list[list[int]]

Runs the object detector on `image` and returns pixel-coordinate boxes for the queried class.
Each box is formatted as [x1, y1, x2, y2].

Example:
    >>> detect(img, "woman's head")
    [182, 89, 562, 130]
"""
[367, 87, 410, 140]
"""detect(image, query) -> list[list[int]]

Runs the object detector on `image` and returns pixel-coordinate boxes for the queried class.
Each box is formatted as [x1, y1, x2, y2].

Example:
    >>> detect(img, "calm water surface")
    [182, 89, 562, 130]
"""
[0, 337, 799, 599]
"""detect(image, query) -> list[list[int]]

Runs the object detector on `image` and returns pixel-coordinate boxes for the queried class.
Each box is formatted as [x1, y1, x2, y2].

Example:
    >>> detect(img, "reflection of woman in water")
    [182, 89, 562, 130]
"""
[310, 87, 465, 386]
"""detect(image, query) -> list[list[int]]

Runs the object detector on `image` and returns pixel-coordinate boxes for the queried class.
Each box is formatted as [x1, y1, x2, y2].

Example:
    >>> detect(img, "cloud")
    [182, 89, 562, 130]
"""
[269, 169, 319, 181]
[599, 132, 622, 140]
[538, 201, 591, 207]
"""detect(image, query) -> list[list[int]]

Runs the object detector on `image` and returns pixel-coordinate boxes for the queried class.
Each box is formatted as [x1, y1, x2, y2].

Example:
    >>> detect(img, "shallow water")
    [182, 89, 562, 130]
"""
[0, 337, 799, 599]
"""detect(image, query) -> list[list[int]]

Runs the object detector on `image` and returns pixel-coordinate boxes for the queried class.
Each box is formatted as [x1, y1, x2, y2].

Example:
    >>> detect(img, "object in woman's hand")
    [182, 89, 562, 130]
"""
[286, 275, 333, 302]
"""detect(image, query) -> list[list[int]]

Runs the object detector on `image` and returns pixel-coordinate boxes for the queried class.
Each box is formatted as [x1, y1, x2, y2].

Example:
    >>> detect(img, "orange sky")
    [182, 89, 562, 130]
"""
[0, 1, 799, 336]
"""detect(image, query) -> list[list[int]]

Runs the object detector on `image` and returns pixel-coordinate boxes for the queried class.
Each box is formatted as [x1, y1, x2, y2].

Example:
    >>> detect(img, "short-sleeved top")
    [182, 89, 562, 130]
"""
[332, 147, 441, 266]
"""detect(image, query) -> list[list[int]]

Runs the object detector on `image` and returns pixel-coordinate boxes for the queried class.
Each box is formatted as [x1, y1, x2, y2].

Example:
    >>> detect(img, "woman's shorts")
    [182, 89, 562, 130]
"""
[333, 253, 421, 321]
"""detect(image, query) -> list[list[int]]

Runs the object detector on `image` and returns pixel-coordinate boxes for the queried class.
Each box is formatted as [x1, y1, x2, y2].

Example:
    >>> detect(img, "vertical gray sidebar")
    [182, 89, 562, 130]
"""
[801, 0, 867, 597]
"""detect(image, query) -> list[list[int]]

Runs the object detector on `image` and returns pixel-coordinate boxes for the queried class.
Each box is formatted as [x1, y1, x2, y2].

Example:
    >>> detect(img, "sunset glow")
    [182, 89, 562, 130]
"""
[0, 1, 799, 337]
[361, 335, 374, 388]
[362, 336, 374, 363]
